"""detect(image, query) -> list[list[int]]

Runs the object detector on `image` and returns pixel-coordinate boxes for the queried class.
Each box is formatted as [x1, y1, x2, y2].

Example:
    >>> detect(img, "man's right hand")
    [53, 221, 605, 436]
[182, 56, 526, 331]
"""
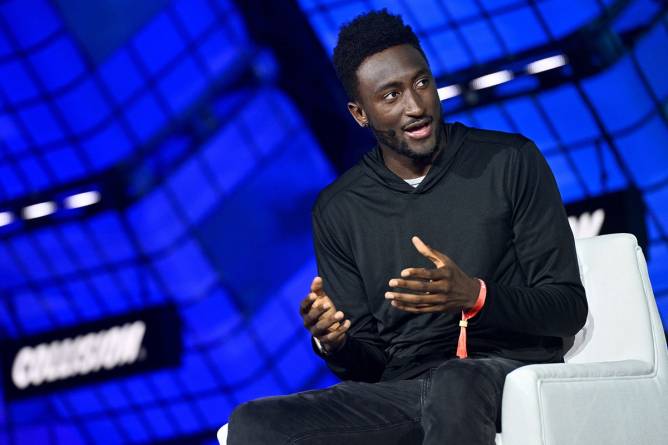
[299, 276, 351, 354]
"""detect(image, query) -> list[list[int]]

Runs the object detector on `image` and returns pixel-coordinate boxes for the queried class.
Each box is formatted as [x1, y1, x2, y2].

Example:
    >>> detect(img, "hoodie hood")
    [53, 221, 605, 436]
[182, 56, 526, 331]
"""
[361, 121, 470, 194]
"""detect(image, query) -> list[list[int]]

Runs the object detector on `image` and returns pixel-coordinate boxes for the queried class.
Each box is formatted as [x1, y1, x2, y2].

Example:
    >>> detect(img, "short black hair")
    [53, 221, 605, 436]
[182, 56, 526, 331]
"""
[332, 9, 427, 101]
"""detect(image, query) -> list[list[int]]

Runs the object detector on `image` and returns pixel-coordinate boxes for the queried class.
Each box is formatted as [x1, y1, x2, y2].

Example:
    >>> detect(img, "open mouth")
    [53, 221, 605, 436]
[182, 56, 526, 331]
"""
[403, 119, 433, 140]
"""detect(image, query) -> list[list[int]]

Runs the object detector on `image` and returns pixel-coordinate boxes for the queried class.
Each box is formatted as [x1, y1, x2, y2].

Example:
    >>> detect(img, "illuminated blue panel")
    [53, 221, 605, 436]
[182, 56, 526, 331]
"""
[127, 188, 184, 253]
[646, 188, 668, 241]
[42, 287, 78, 326]
[144, 406, 176, 440]
[125, 377, 157, 404]
[173, 0, 215, 39]
[0, 22, 12, 57]
[154, 239, 218, 300]
[471, 105, 514, 133]
[89, 271, 131, 314]
[425, 29, 470, 74]
[179, 354, 218, 393]
[28, 36, 84, 91]
[0, 164, 27, 200]
[118, 413, 151, 443]
[201, 123, 258, 194]
[0, 0, 60, 48]
[54, 425, 86, 445]
[133, 12, 185, 75]
[0, 60, 39, 103]
[60, 222, 105, 269]
[18, 154, 51, 191]
[460, 19, 504, 62]
[167, 156, 218, 224]
[86, 212, 135, 263]
[209, 328, 263, 385]
[196, 393, 235, 428]
[197, 28, 246, 75]
[536, 0, 600, 38]
[635, 22, 668, 98]
[67, 388, 104, 415]
[9, 426, 49, 445]
[583, 57, 654, 132]
[98, 48, 145, 105]
[183, 288, 240, 349]
[33, 229, 77, 276]
[401, 0, 446, 29]
[15, 291, 52, 334]
[616, 116, 668, 188]
[537, 85, 599, 145]
[544, 153, 583, 203]
[84, 419, 123, 445]
[65, 278, 105, 321]
[9, 235, 52, 281]
[168, 401, 201, 434]
[492, 6, 547, 53]
[198, 133, 332, 312]
[125, 91, 168, 142]
[17, 102, 64, 146]
[250, 296, 297, 355]
[502, 97, 557, 151]
[150, 371, 182, 400]
[97, 383, 130, 410]
[613, 0, 660, 33]
[276, 335, 319, 393]
[81, 122, 133, 171]
[43, 146, 88, 182]
[157, 55, 207, 115]
[0, 299, 19, 337]
[328, 2, 369, 36]
[231, 372, 284, 409]
[56, 79, 111, 134]
[569, 142, 627, 195]
[442, 0, 480, 20]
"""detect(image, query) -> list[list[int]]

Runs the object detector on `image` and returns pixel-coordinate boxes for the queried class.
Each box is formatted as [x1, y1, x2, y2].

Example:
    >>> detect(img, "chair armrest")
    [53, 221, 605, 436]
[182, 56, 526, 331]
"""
[500, 360, 667, 445]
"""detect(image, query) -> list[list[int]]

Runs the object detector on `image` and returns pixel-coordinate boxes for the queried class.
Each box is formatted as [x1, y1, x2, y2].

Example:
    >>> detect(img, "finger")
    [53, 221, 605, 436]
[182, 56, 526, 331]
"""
[310, 276, 326, 297]
[399, 267, 445, 280]
[385, 291, 443, 305]
[412, 236, 446, 267]
[319, 319, 351, 343]
[299, 293, 318, 314]
[390, 300, 447, 313]
[313, 310, 344, 335]
[303, 298, 332, 326]
[388, 277, 444, 293]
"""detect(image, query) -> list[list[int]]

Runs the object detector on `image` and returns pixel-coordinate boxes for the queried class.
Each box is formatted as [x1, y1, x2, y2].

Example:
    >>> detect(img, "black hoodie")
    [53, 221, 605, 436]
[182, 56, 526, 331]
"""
[312, 122, 588, 382]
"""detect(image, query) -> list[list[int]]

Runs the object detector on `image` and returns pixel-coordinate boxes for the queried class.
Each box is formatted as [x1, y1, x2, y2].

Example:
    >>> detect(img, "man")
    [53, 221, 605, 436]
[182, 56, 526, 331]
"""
[228, 9, 587, 444]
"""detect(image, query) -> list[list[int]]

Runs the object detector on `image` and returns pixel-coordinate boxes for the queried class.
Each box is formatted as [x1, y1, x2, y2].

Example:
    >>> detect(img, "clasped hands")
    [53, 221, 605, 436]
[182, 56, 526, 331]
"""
[299, 236, 480, 353]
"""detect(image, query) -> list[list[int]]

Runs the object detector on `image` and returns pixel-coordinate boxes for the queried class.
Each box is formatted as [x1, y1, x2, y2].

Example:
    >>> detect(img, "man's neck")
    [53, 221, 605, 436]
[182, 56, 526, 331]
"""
[380, 126, 446, 180]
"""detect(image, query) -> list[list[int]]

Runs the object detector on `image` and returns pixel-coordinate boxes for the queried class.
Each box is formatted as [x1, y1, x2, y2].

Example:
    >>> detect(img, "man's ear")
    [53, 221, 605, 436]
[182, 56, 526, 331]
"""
[347, 101, 368, 128]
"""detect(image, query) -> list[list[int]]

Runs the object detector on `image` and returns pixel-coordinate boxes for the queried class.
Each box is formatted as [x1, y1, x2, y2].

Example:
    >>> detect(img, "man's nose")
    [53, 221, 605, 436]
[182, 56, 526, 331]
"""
[404, 90, 425, 116]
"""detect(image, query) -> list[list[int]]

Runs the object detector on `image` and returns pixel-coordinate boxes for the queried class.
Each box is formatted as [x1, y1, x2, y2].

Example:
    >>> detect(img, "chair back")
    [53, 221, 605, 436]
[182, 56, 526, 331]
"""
[564, 234, 667, 372]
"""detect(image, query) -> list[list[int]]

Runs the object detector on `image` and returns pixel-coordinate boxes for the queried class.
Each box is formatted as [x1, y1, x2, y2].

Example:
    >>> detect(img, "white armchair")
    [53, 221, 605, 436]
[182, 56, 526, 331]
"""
[218, 234, 668, 444]
[498, 233, 668, 445]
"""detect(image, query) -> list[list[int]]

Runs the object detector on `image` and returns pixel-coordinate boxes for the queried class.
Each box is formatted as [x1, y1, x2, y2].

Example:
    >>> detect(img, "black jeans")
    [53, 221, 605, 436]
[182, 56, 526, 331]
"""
[228, 356, 528, 444]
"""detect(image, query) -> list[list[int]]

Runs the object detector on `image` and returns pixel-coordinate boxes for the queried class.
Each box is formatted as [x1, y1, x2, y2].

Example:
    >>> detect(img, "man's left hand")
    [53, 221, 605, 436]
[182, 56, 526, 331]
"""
[386, 236, 480, 313]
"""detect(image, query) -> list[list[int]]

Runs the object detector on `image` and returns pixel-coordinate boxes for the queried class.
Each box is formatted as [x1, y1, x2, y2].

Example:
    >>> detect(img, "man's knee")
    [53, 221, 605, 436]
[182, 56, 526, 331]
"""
[228, 399, 289, 444]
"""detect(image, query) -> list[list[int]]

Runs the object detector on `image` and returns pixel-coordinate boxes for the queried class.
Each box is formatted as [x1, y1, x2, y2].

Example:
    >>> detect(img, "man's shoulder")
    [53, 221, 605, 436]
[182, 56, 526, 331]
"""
[313, 162, 367, 215]
[462, 125, 531, 151]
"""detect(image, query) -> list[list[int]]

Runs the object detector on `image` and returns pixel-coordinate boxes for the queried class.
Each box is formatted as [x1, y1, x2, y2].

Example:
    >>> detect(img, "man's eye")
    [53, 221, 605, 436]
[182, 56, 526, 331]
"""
[417, 78, 429, 88]
[384, 91, 399, 100]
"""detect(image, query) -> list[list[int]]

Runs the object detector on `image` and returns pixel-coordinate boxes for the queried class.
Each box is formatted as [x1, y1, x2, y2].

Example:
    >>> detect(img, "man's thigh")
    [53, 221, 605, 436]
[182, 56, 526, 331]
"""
[423, 356, 529, 441]
[228, 378, 425, 445]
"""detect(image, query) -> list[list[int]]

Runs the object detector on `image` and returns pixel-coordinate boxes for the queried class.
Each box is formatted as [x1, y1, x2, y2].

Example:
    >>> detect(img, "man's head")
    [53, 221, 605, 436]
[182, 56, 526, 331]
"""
[333, 10, 444, 163]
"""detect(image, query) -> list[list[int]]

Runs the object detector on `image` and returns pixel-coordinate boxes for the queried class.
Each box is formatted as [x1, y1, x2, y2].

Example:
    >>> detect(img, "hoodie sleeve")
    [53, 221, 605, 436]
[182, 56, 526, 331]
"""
[472, 140, 588, 337]
[311, 207, 387, 382]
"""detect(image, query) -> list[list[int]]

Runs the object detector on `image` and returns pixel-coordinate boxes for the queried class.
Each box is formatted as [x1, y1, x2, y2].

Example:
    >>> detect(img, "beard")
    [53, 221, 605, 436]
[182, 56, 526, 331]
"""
[369, 119, 444, 163]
